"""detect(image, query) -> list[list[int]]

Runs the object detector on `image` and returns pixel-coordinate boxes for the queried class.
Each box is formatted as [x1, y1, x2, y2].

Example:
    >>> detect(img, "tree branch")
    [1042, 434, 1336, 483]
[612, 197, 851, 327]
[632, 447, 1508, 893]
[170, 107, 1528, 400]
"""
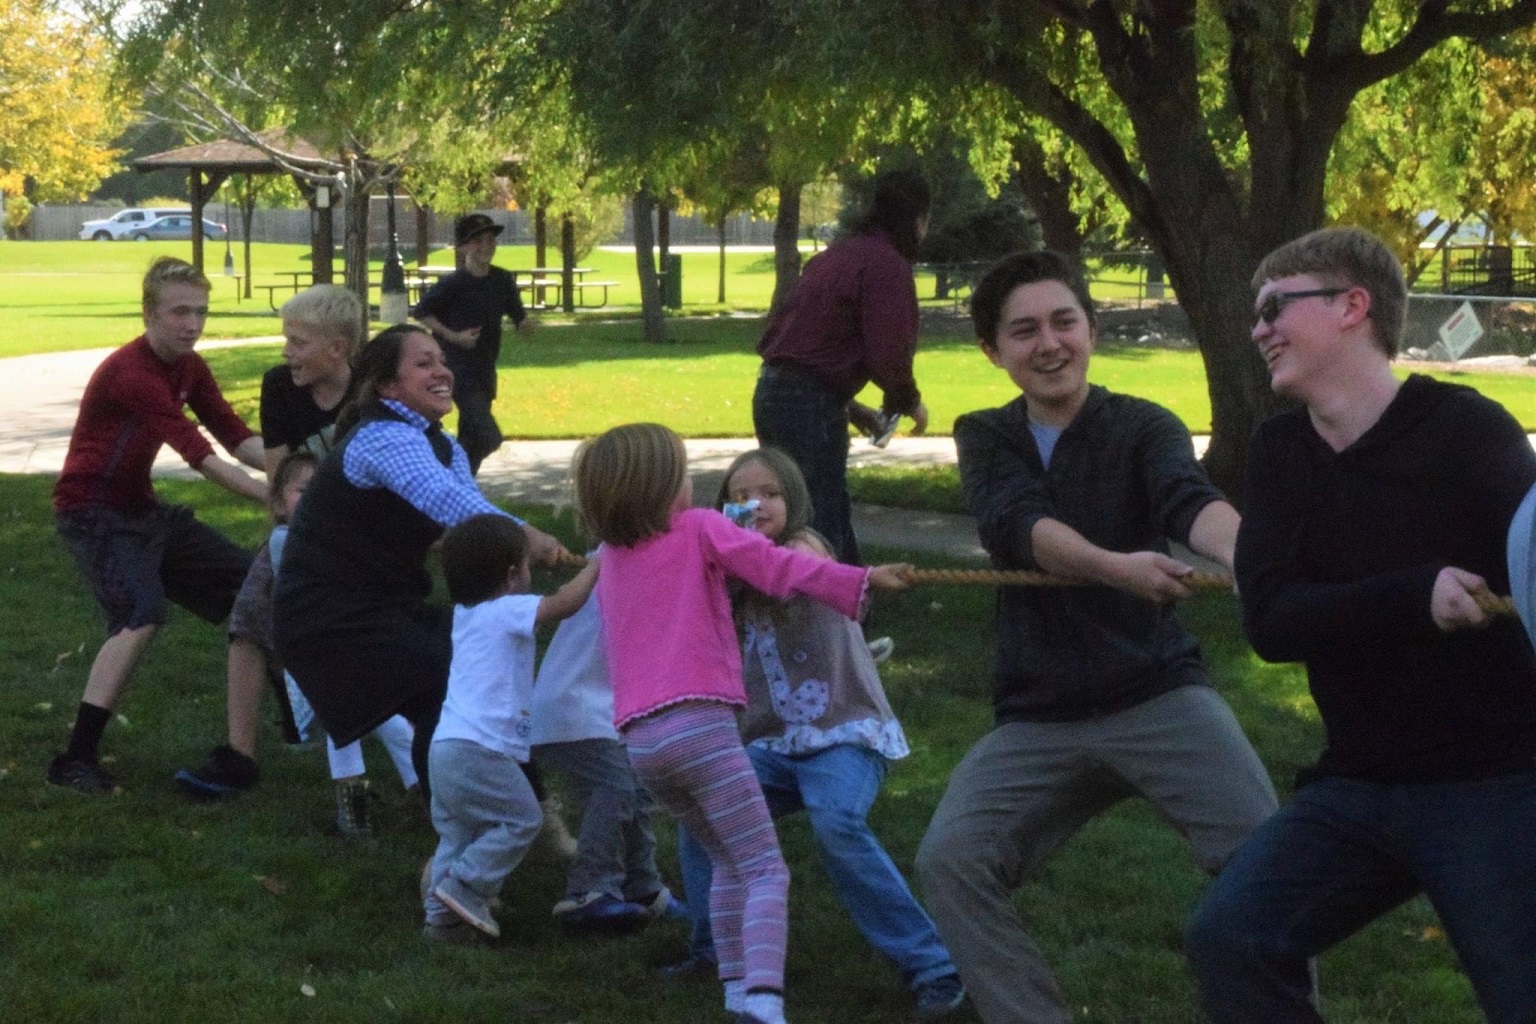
[1340, 0, 1536, 90]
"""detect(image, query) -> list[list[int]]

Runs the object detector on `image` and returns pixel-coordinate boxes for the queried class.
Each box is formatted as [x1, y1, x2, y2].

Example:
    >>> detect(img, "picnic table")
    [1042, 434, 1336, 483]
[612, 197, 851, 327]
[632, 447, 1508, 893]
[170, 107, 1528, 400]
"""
[408, 266, 619, 308]
[255, 270, 315, 310]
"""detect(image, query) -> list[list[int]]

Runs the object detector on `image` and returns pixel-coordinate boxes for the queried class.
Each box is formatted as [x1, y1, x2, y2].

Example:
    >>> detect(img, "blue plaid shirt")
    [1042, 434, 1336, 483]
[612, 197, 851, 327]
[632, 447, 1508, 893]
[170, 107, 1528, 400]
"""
[342, 400, 520, 527]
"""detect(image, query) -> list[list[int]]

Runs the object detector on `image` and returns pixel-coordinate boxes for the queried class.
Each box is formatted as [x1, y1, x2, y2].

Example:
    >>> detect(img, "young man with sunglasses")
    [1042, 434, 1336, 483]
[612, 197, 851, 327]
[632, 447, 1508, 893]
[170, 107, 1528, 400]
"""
[1188, 227, 1536, 1022]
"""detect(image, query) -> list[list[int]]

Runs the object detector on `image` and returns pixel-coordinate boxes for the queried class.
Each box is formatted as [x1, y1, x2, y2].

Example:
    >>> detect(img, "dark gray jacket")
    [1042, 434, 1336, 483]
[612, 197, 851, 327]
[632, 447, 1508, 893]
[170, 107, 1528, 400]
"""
[955, 386, 1222, 721]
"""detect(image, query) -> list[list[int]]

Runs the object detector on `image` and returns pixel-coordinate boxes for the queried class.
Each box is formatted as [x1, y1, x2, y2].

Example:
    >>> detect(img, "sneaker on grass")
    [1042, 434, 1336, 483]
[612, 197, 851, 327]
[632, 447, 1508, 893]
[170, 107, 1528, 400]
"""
[913, 972, 966, 1019]
[174, 744, 258, 799]
[46, 753, 117, 795]
[552, 891, 650, 934]
[435, 877, 500, 937]
[630, 885, 684, 921]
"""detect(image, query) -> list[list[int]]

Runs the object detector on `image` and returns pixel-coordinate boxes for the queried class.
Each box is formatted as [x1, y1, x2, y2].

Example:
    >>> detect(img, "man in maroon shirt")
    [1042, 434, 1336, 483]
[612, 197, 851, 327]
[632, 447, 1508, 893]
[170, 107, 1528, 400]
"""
[49, 257, 268, 794]
[753, 169, 931, 564]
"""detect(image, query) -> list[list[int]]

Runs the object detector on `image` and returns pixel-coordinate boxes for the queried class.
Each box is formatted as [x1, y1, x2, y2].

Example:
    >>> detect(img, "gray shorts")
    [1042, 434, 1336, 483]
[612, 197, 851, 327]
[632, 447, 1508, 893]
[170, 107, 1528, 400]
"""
[56, 503, 251, 635]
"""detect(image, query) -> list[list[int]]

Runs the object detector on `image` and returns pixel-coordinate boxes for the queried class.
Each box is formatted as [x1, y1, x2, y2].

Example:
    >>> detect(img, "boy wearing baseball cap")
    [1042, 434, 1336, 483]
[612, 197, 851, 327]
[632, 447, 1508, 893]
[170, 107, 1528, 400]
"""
[412, 213, 532, 474]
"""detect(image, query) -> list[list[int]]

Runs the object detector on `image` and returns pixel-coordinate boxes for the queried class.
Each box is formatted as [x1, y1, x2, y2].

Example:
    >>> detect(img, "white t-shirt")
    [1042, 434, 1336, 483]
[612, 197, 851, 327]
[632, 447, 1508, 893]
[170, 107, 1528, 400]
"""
[434, 594, 541, 761]
[530, 591, 619, 745]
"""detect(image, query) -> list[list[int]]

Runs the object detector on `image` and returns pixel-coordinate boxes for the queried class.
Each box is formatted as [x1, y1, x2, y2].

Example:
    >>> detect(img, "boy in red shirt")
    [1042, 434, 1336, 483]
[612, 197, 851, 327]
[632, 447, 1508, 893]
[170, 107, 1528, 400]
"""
[49, 257, 268, 794]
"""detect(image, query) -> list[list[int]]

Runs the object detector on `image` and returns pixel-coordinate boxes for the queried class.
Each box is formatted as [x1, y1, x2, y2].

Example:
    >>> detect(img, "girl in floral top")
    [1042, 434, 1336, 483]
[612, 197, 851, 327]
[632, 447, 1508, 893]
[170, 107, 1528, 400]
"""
[677, 446, 964, 1020]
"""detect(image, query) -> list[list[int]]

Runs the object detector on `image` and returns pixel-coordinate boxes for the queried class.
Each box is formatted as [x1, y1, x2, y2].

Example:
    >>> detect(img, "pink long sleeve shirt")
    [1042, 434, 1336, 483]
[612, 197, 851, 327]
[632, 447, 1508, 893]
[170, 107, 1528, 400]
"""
[598, 507, 870, 730]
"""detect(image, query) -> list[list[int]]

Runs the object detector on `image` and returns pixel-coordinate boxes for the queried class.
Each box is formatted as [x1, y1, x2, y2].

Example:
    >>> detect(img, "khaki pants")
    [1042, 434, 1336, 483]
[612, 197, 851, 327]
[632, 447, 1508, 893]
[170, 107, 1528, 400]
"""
[915, 685, 1278, 1024]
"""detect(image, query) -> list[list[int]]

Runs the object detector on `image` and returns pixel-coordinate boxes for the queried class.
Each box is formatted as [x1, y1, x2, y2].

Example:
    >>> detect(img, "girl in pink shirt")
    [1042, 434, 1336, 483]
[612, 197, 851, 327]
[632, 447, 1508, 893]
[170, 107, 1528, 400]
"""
[573, 423, 911, 1024]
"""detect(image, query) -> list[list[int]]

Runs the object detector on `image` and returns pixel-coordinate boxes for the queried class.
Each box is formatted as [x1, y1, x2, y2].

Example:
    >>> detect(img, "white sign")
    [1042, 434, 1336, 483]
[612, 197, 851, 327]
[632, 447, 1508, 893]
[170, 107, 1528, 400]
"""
[1438, 301, 1484, 360]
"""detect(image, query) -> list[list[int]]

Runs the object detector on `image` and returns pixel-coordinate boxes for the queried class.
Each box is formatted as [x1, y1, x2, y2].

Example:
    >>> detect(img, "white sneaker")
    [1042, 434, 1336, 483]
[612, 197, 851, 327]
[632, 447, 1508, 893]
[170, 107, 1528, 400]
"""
[867, 636, 895, 663]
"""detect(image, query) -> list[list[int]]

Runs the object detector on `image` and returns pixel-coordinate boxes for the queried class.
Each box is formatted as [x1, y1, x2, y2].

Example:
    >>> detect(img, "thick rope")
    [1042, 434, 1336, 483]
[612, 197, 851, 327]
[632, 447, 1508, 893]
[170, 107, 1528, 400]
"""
[907, 567, 1519, 618]
[552, 552, 1518, 617]
[906, 567, 1235, 591]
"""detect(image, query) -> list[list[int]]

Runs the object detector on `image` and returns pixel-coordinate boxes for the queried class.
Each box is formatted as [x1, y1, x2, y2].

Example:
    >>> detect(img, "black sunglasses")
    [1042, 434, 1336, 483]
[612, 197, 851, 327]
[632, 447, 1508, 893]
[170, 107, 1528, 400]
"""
[1254, 288, 1346, 325]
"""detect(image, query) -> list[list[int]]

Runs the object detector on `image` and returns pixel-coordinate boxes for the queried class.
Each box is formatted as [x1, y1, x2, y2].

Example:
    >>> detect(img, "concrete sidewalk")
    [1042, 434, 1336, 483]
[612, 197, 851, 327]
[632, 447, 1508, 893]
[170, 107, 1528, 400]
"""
[0, 340, 990, 561]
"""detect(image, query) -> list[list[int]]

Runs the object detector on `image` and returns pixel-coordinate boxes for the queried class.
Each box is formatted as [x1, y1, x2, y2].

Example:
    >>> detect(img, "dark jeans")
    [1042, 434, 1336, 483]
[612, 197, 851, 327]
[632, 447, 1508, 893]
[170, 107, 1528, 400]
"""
[752, 364, 859, 565]
[1187, 770, 1536, 1023]
[450, 376, 502, 476]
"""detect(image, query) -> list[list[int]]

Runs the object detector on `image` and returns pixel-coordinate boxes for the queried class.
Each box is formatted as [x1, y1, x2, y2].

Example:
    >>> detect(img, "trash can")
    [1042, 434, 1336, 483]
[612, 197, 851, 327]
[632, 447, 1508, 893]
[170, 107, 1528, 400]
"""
[660, 253, 683, 309]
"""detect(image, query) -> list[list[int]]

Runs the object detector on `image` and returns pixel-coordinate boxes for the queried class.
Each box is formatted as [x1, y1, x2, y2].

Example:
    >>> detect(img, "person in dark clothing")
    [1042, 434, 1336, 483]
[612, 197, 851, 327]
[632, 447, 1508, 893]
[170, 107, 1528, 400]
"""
[273, 325, 566, 801]
[914, 251, 1277, 1024]
[752, 169, 932, 564]
[411, 213, 533, 474]
[1187, 227, 1536, 1023]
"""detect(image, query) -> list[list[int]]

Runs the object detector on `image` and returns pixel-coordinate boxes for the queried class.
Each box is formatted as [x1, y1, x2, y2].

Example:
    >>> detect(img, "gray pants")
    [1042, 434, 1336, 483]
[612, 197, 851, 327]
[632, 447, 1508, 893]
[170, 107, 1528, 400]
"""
[534, 738, 664, 901]
[424, 739, 542, 927]
[915, 685, 1278, 1024]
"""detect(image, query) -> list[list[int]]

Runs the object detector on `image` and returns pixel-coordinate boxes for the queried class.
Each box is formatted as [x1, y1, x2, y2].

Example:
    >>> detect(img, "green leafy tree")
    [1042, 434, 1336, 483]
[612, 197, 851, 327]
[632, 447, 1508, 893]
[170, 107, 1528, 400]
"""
[858, 0, 1536, 497]
[0, 0, 127, 214]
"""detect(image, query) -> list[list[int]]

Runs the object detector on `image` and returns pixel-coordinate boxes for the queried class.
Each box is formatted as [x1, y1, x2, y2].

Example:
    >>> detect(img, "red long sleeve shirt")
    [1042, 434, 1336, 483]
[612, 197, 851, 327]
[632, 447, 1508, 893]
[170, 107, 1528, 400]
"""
[53, 336, 255, 513]
[756, 230, 922, 415]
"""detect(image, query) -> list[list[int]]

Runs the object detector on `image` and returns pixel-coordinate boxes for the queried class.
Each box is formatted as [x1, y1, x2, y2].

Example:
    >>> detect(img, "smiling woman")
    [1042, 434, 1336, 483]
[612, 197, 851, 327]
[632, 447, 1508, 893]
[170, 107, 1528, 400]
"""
[271, 324, 569, 802]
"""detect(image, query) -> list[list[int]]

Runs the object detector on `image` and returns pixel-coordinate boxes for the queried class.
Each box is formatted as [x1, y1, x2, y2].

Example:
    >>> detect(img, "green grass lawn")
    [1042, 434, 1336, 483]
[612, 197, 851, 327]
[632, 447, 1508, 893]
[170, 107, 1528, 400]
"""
[0, 474, 1482, 1022]
[0, 241, 816, 358]
[199, 318, 1536, 442]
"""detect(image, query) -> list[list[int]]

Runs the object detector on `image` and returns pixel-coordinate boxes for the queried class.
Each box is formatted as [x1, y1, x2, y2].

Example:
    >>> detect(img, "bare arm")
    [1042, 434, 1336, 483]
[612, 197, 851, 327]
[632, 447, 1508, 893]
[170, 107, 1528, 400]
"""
[264, 443, 292, 480]
[415, 314, 479, 349]
[1031, 517, 1194, 604]
[1186, 500, 1240, 574]
[196, 452, 268, 502]
[522, 523, 572, 568]
[231, 435, 267, 473]
[536, 557, 599, 627]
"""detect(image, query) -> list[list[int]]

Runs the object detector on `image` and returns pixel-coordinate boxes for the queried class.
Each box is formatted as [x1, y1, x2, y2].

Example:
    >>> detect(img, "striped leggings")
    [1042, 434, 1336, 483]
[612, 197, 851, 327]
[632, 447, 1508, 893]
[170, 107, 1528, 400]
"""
[625, 701, 788, 993]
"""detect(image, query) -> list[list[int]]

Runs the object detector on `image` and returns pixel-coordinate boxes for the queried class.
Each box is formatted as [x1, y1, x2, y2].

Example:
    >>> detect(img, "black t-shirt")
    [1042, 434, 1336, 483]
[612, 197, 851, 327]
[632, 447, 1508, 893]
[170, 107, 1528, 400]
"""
[411, 266, 524, 395]
[259, 364, 352, 457]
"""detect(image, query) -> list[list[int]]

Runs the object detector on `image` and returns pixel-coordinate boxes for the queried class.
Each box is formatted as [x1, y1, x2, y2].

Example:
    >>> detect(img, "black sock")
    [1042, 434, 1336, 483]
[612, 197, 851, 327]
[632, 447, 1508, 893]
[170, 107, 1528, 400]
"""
[65, 702, 113, 761]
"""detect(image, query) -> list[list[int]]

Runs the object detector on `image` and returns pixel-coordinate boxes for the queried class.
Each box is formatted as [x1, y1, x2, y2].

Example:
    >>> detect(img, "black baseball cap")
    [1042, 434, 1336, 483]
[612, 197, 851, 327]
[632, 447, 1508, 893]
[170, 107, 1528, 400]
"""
[454, 213, 504, 246]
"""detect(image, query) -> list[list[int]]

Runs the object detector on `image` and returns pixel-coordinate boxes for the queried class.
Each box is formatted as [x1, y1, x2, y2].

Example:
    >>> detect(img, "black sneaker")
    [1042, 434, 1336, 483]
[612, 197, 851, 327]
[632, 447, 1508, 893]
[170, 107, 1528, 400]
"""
[174, 744, 259, 799]
[46, 753, 117, 795]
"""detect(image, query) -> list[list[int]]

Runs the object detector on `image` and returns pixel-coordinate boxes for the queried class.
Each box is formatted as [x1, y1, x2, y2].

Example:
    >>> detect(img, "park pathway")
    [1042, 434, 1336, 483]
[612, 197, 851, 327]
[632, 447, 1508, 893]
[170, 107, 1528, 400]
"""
[0, 339, 991, 560]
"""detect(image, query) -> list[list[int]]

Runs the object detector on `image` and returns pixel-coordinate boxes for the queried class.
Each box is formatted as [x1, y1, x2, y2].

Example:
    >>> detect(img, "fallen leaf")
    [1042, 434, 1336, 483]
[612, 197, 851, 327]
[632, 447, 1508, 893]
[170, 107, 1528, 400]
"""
[258, 875, 287, 896]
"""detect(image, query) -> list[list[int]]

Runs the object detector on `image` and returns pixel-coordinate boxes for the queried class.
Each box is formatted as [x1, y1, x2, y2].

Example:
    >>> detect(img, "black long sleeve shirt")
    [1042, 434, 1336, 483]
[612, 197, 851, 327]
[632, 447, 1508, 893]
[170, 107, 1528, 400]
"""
[1237, 375, 1536, 783]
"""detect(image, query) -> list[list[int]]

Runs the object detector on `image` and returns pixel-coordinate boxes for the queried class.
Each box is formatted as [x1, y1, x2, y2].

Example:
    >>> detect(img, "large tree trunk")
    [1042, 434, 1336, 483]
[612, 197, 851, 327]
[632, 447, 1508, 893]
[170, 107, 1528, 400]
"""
[342, 172, 371, 337]
[1012, 135, 1084, 260]
[770, 181, 803, 316]
[632, 189, 665, 343]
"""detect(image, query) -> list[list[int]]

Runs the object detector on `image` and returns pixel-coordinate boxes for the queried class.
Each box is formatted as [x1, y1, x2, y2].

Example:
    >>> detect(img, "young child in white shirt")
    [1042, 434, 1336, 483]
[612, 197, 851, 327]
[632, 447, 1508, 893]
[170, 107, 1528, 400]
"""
[422, 514, 597, 943]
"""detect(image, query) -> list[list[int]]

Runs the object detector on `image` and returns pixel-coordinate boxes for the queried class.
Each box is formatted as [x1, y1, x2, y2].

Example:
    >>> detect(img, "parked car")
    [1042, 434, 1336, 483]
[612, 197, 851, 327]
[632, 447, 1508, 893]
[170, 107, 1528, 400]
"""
[126, 214, 229, 242]
[78, 207, 189, 241]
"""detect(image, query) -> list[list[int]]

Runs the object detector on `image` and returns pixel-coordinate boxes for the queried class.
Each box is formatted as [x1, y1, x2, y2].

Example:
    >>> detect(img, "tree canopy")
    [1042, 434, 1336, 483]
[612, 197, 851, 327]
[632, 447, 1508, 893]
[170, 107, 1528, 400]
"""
[0, 0, 126, 204]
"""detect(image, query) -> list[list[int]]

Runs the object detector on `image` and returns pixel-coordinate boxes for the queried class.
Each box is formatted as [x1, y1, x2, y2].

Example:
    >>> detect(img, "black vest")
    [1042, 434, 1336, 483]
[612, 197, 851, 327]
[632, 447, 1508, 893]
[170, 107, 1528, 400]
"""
[275, 403, 452, 629]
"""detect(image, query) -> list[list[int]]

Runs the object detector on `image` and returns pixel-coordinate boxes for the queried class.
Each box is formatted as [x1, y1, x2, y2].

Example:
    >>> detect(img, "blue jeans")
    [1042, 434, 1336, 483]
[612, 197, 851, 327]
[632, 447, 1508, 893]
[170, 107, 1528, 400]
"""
[534, 738, 663, 902]
[752, 365, 859, 565]
[1187, 771, 1536, 1023]
[679, 743, 957, 988]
